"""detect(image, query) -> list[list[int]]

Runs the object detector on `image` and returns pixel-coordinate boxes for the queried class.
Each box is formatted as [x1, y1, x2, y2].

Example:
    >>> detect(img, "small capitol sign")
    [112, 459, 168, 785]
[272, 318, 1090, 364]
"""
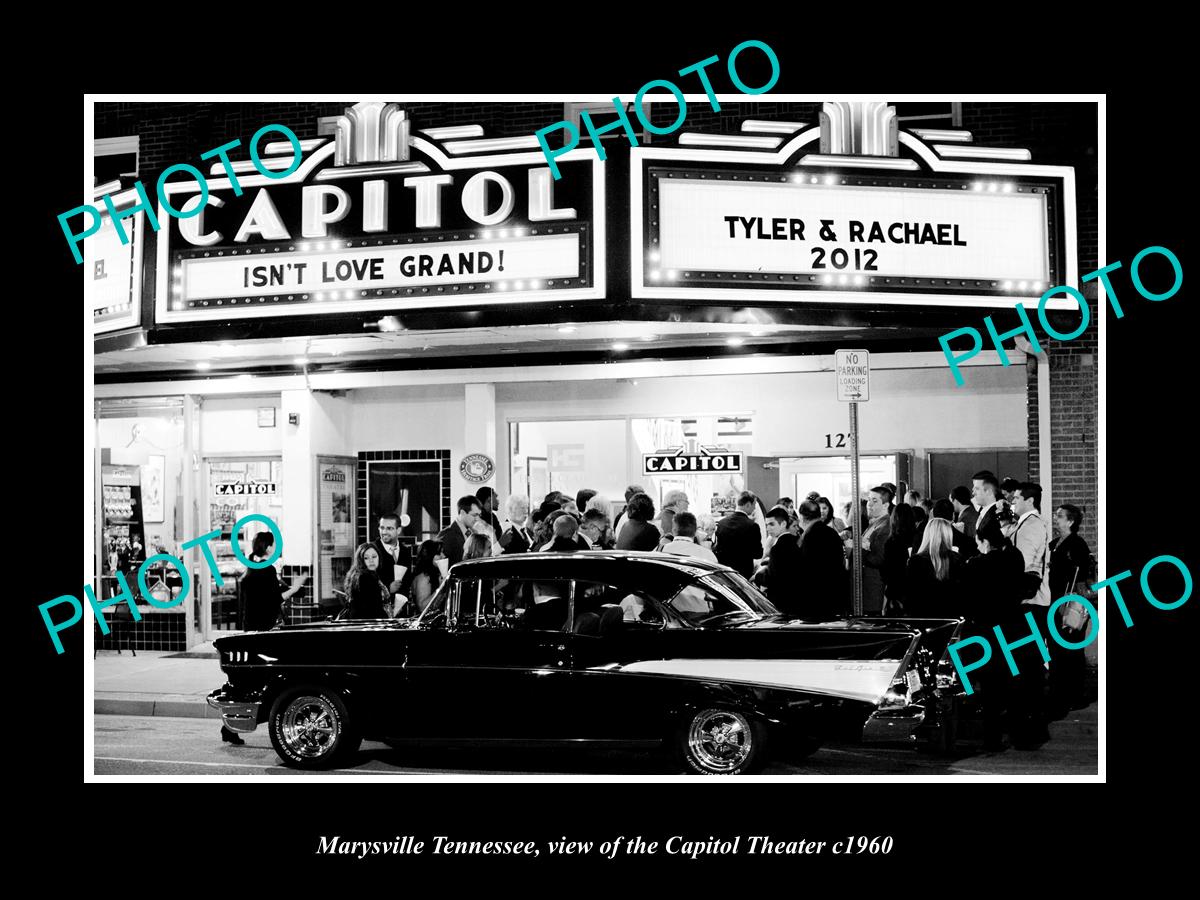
[459, 453, 495, 484]
[643, 448, 743, 474]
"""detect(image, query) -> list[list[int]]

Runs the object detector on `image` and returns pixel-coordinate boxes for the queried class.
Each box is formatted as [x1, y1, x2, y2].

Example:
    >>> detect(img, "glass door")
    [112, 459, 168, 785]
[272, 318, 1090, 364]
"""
[202, 456, 282, 640]
[315, 456, 355, 618]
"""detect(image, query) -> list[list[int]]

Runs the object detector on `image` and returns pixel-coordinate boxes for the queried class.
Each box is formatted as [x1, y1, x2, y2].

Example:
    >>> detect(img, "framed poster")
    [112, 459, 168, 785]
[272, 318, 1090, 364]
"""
[141, 454, 165, 523]
[367, 459, 445, 544]
[317, 457, 356, 605]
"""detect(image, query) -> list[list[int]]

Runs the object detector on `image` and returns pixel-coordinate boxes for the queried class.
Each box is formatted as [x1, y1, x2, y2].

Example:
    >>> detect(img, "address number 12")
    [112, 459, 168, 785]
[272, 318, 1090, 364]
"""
[824, 433, 848, 448]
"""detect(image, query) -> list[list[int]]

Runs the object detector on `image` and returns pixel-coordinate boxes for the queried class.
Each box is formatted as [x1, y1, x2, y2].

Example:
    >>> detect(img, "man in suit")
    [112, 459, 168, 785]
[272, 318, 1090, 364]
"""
[924, 498, 975, 558]
[794, 499, 849, 620]
[950, 485, 979, 545]
[971, 471, 1008, 538]
[370, 513, 412, 597]
[500, 494, 533, 554]
[847, 486, 891, 615]
[764, 505, 802, 614]
[578, 509, 610, 550]
[713, 491, 764, 579]
[439, 495, 497, 566]
[543, 513, 584, 553]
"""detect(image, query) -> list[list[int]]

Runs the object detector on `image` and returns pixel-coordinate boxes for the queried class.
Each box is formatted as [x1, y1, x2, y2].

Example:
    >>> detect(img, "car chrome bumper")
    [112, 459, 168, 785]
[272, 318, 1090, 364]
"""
[207, 689, 261, 733]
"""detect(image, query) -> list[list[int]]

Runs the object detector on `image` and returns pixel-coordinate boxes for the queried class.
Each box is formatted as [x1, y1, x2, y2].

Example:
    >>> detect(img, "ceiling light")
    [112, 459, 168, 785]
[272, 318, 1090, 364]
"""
[726, 337, 745, 346]
[557, 326, 577, 334]
[293, 356, 308, 366]
[195, 361, 211, 371]
[639, 334, 657, 341]
[611, 342, 629, 351]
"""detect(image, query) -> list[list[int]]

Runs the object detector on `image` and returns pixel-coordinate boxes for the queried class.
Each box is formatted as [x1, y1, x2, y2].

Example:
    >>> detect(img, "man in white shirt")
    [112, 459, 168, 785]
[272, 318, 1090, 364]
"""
[1011, 482, 1051, 607]
[662, 512, 718, 562]
[370, 514, 411, 596]
[500, 494, 534, 554]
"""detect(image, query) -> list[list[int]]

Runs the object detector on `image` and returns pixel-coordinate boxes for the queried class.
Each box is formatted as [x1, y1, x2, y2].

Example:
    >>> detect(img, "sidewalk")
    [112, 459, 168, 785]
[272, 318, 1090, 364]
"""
[94, 645, 225, 719]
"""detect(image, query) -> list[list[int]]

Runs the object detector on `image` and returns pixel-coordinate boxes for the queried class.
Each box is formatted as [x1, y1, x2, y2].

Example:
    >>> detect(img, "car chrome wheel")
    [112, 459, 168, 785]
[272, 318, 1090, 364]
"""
[268, 687, 360, 768]
[687, 709, 755, 774]
[280, 695, 339, 759]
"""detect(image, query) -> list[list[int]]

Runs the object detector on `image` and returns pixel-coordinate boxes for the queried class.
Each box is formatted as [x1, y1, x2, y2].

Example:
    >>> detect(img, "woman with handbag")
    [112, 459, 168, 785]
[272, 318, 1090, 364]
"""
[1048, 504, 1093, 717]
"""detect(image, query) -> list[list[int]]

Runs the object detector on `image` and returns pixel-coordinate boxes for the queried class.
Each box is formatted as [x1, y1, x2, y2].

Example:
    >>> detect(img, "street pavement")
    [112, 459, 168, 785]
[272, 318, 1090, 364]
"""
[93, 706, 1097, 776]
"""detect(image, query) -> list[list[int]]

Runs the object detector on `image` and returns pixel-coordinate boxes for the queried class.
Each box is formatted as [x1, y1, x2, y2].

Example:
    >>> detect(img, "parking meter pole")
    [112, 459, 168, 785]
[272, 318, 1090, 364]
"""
[850, 401, 863, 617]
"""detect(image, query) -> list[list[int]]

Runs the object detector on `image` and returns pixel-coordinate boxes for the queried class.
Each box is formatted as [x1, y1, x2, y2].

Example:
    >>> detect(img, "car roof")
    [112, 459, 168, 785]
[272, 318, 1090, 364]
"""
[449, 550, 733, 580]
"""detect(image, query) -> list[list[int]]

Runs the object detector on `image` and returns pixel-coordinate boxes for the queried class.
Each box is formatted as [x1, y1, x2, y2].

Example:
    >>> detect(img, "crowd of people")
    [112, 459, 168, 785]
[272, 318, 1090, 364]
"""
[317, 474, 1093, 753]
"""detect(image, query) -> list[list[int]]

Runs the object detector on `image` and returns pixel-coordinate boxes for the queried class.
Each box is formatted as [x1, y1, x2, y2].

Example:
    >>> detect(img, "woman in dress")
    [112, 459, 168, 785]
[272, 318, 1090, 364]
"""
[343, 543, 389, 620]
[881, 503, 916, 615]
[1047, 503, 1092, 715]
[615, 493, 661, 551]
[241, 531, 308, 633]
[399, 540, 444, 617]
[905, 518, 963, 618]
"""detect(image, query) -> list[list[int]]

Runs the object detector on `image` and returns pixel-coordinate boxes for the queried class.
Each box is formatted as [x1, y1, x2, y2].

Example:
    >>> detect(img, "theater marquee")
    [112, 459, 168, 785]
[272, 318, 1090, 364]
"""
[631, 124, 1078, 310]
[156, 102, 605, 323]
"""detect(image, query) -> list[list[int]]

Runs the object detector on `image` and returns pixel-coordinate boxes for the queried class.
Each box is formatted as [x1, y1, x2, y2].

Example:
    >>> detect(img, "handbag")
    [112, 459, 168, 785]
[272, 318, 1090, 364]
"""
[1059, 566, 1091, 636]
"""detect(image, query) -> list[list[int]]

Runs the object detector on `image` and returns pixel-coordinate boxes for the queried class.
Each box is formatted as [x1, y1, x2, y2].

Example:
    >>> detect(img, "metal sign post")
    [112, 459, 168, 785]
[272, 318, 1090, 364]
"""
[849, 400, 862, 616]
[835, 349, 870, 617]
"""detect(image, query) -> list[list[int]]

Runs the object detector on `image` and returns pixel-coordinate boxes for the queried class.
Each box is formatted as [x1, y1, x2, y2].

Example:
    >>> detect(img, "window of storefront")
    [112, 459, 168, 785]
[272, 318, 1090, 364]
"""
[95, 397, 187, 651]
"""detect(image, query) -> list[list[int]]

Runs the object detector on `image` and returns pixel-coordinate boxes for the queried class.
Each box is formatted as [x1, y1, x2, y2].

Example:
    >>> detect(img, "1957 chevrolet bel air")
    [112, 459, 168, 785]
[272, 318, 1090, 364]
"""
[208, 552, 966, 774]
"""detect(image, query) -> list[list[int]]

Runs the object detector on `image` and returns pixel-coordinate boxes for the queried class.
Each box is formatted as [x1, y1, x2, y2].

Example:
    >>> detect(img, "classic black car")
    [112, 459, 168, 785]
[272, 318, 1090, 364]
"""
[208, 551, 965, 774]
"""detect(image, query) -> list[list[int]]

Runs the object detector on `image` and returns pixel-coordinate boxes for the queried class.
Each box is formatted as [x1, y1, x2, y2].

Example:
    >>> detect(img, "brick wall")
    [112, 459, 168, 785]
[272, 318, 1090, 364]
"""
[961, 103, 1100, 555]
[96, 101, 563, 178]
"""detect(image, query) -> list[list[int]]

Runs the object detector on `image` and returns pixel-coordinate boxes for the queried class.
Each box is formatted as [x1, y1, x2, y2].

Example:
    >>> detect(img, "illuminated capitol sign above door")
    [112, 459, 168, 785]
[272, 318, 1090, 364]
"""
[156, 102, 605, 324]
[631, 102, 1079, 310]
[644, 446, 743, 474]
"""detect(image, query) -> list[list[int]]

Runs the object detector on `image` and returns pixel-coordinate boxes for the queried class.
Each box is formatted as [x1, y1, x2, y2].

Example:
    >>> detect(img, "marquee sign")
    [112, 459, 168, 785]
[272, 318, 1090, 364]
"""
[156, 102, 605, 324]
[88, 187, 143, 334]
[631, 119, 1078, 310]
[643, 447, 743, 475]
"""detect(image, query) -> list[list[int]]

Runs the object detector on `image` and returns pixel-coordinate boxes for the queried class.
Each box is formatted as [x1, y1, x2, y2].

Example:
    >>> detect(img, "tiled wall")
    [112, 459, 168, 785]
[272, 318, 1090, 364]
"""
[356, 449, 452, 548]
[280, 564, 317, 625]
[95, 611, 186, 652]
